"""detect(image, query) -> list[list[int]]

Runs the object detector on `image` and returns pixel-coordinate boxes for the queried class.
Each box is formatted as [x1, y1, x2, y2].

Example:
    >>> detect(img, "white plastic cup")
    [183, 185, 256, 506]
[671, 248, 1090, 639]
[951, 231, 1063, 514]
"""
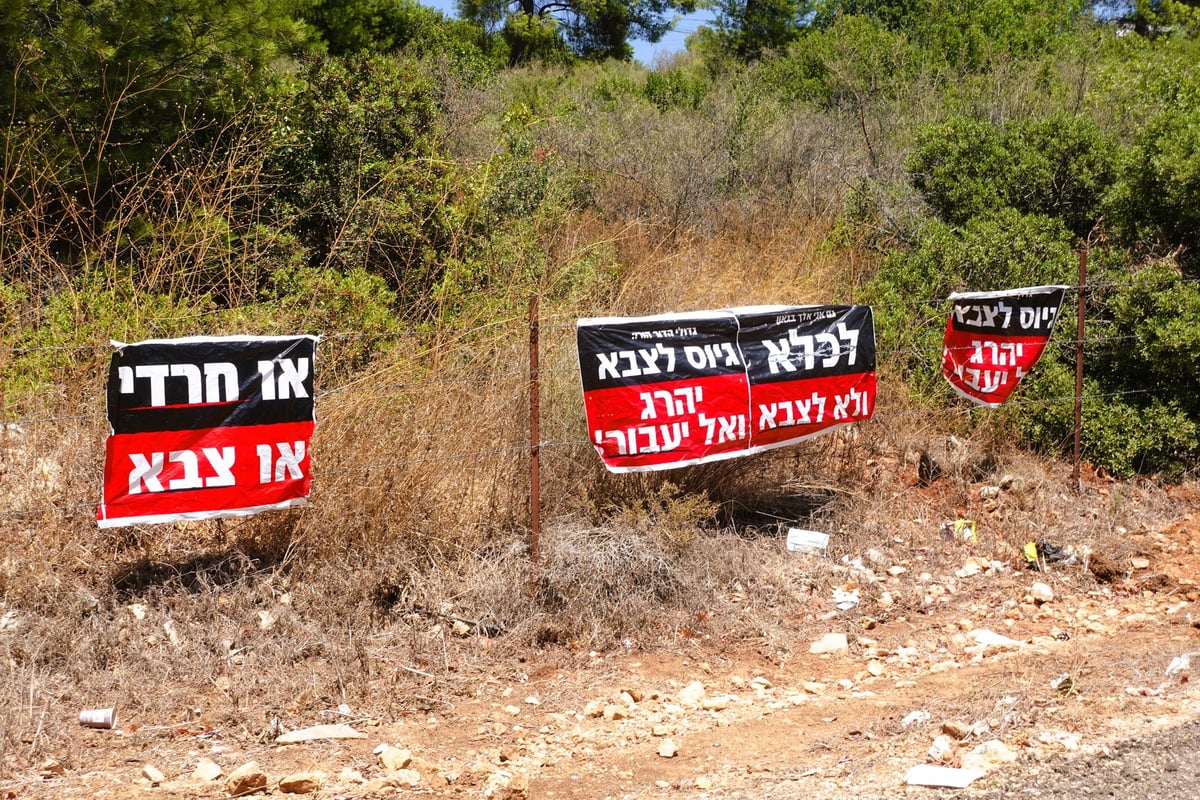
[78, 708, 117, 729]
[786, 527, 830, 555]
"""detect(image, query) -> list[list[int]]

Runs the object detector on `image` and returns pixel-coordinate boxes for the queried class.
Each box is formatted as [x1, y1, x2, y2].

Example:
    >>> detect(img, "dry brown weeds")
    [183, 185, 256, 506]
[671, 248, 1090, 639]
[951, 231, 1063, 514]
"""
[0, 210, 1191, 779]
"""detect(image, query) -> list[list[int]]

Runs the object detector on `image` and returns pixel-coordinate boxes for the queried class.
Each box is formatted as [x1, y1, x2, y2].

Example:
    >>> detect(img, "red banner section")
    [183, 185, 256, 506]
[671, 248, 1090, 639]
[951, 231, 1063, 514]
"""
[577, 306, 875, 472]
[97, 335, 317, 528]
[941, 286, 1067, 407]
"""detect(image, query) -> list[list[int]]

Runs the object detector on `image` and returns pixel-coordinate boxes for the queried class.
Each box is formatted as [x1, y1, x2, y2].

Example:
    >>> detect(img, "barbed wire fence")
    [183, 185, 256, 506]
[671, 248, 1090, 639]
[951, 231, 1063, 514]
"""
[0, 272, 1184, 554]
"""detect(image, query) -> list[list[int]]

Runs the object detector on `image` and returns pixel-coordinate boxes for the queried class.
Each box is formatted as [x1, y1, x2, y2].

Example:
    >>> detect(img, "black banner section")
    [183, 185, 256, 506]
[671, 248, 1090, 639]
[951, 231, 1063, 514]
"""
[576, 312, 743, 392]
[98, 335, 318, 528]
[577, 306, 876, 472]
[738, 305, 876, 384]
[946, 286, 1066, 337]
[942, 286, 1068, 407]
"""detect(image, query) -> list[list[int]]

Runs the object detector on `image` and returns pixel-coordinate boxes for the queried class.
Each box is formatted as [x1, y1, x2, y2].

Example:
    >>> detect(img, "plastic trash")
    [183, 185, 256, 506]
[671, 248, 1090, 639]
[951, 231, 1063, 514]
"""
[1049, 673, 1076, 694]
[904, 764, 985, 788]
[939, 519, 977, 544]
[1024, 539, 1077, 569]
[78, 707, 117, 729]
[832, 588, 860, 611]
[786, 528, 829, 555]
[1165, 653, 1193, 679]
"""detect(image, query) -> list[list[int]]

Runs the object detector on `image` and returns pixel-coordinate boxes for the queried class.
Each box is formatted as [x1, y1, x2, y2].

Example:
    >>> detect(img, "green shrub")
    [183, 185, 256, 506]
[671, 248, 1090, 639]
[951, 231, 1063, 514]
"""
[644, 68, 706, 111]
[908, 112, 1115, 236]
[3, 274, 215, 409]
[267, 54, 470, 315]
[1104, 105, 1200, 271]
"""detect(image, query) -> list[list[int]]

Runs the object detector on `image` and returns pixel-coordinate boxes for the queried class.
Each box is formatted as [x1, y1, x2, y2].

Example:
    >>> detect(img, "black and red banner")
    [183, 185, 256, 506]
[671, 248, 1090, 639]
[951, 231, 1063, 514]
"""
[577, 306, 876, 472]
[97, 335, 318, 528]
[941, 286, 1067, 407]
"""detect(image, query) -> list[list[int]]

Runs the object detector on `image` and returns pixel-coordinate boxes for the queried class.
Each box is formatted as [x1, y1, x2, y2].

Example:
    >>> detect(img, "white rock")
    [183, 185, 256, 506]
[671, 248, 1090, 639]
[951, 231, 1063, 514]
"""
[142, 764, 165, 785]
[225, 761, 268, 796]
[960, 739, 1018, 772]
[279, 771, 323, 794]
[967, 628, 1023, 650]
[337, 767, 365, 784]
[602, 704, 627, 721]
[677, 681, 707, 706]
[928, 734, 954, 762]
[657, 740, 678, 758]
[809, 633, 848, 655]
[389, 769, 422, 787]
[1029, 582, 1054, 603]
[379, 746, 412, 771]
[191, 758, 223, 782]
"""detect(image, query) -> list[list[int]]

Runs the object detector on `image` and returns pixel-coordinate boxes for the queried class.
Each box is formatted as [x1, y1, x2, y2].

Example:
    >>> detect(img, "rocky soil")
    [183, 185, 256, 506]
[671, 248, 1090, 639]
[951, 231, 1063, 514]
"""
[4, 482, 1199, 800]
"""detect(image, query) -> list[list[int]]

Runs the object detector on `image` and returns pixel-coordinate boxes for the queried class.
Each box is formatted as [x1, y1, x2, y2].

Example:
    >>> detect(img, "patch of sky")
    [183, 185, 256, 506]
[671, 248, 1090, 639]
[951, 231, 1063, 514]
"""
[419, 0, 715, 66]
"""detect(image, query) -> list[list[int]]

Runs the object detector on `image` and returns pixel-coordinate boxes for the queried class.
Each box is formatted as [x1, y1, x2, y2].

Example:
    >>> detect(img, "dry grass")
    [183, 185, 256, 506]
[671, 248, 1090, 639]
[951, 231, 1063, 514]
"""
[0, 142, 1195, 781]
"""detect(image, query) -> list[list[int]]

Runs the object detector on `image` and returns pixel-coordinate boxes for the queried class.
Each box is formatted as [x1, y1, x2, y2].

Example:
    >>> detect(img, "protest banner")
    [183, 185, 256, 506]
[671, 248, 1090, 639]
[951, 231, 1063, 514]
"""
[97, 335, 317, 527]
[577, 306, 875, 472]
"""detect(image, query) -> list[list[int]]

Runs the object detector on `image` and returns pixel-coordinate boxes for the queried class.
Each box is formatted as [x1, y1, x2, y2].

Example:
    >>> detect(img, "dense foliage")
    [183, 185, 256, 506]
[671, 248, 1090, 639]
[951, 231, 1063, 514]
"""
[2, 0, 1199, 476]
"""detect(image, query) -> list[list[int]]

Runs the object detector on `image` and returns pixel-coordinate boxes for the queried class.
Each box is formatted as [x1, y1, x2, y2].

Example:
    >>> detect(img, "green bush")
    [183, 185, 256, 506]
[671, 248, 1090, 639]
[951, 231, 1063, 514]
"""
[3, 274, 215, 408]
[267, 54, 470, 315]
[908, 112, 1115, 236]
[644, 68, 706, 111]
[1104, 105, 1200, 271]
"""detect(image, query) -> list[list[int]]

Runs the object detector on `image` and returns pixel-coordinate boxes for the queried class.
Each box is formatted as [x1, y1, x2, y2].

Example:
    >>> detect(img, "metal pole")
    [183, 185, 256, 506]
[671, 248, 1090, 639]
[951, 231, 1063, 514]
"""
[528, 295, 541, 561]
[1072, 248, 1086, 493]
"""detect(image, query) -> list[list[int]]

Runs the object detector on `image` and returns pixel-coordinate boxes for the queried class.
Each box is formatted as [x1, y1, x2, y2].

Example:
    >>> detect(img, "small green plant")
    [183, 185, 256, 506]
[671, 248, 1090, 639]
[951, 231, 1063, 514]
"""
[608, 481, 718, 552]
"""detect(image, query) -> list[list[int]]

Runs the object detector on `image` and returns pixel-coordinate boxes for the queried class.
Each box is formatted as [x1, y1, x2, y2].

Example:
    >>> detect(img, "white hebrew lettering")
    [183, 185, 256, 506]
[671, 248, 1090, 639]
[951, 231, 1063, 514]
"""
[204, 362, 238, 402]
[837, 322, 860, 366]
[258, 441, 306, 482]
[259, 358, 310, 401]
[660, 421, 687, 451]
[203, 447, 236, 487]
[763, 338, 796, 374]
[168, 449, 204, 490]
[169, 364, 203, 405]
[134, 364, 171, 406]
[597, 352, 620, 380]
[128, 452, 165, 495]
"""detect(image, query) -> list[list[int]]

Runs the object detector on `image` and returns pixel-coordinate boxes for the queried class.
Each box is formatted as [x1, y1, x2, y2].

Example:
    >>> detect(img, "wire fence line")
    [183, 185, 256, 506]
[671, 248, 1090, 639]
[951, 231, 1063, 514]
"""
[0, 280, 1180, 525]
[4, 269, 1194, 357]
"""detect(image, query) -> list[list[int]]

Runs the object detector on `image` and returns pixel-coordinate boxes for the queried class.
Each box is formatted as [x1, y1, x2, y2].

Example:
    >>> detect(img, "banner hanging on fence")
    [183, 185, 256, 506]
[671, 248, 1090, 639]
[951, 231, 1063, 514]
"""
[577, 305, 876, 472]
[941, 286, 1067, 407]
[97, 335, 318, 528]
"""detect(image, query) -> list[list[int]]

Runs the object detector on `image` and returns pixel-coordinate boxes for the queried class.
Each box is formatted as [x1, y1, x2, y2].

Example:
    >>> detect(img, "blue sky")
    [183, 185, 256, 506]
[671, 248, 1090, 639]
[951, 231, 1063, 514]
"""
[420, 0, 716, 65]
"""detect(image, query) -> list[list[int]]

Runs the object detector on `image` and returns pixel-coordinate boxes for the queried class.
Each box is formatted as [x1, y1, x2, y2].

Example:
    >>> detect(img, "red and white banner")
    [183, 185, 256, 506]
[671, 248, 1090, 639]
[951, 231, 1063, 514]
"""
[941, 286, 1067, 407]
[97, 335, 318, 528]
[577, 306, 876, 472]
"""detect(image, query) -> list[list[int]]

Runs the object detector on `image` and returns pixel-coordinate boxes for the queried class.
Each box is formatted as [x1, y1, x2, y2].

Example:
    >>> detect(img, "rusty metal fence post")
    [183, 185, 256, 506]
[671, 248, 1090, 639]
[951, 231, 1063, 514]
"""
[528, 295, 541, 560]
[1072, 247, 1087, 493]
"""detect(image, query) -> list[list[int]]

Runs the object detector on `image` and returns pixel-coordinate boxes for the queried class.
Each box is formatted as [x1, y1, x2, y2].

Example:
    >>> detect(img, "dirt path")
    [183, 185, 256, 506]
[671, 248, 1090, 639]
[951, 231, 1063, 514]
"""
[5, 486, 1199, 800]
[7, 587, 1200, 800]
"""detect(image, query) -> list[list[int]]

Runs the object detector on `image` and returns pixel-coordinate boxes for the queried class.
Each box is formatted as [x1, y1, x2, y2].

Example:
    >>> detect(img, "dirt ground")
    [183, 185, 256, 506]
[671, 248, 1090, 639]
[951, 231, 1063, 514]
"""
[4, 478, 1199, 800]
